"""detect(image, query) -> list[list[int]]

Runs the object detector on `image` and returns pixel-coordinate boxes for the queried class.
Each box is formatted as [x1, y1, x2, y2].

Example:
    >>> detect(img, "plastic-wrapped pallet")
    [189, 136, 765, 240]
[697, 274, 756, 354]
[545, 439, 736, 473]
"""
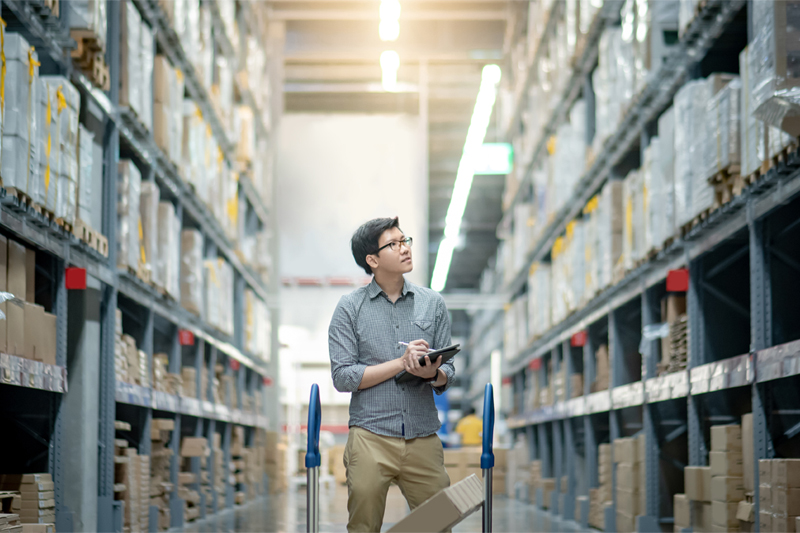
[642, 138, 660, 254]
[704, 78, 742, 180]
[678, 0, 701, 37]
[567, 219, 585, 310]
[140, 21, 154, 130]
[657, 106, 676, 245]
[504, 302, 518, 360]
[213, 56, 235, 136]
[583, 195, 600, 300]
[156, 202, 180, 300]
[77, 124, 94, 223]
[42, 76, 80, 223]
[515, 295, 529, 355]
[197, 5, 214, 91]
[594, 28, 624, 151]
[527, 263, 551, 339]
[223, 169, 238, 242]
[182, 101, 205, 195]
[3, 34, 40, 196]
[597, 179, 624, 289]
[234, 106, 255, 167]
[180, 230, 204, 316]
[65, 0, 108, 50]
[749, 0, 800, 136]
[674, 79, 708, 228]
[118, 160, 141, 271]
[120, 0, 142, 117]
[244, 290, 271, 360]
[623, 169, 645, 271]
[621, 0, 647, 96]
[140, 181, 161, 285]
[513, 203, 534, 276]
[551, 235, 569, 325]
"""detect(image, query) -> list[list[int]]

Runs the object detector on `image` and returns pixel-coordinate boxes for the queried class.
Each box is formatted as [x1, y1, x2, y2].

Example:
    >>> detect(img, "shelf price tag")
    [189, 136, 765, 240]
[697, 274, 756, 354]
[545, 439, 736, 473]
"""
[178, 329, 195, 346]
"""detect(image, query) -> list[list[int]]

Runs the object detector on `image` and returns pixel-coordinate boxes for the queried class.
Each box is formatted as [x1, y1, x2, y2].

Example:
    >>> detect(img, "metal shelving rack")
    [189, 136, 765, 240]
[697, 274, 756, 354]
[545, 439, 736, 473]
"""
[462, 0, 800, 531]
[0, 1, 281, 532]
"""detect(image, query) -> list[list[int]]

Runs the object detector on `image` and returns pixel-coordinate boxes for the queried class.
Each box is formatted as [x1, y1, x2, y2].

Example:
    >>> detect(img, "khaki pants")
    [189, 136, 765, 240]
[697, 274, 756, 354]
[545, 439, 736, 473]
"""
[343, 426, 450, 532]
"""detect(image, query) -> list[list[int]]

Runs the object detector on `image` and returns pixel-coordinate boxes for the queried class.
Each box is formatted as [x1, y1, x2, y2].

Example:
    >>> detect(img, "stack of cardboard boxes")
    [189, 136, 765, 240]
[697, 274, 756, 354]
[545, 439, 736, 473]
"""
[0, 475, 54, 527]
[660, 294, 688, 375]
[151, 354, 182, 396]
[709, 424, 745, 532]
[589, 443, 612, 529]
[758, 458, 800, 532]
[150, 418, 174, 531]
[179, 437, 207, 523]
[592, 345, 610, 392]
[231, 427, 246, 505]
[1, 240, 57, 366]
[685, 465, 713, 531]
[613, 436, 645, 533]
[113, 437, 149, 532]
[443, 447, 507, 497]
[265, 432, 288, 495]
[210, 433, 224, 510]
[114, 310, 149, 387]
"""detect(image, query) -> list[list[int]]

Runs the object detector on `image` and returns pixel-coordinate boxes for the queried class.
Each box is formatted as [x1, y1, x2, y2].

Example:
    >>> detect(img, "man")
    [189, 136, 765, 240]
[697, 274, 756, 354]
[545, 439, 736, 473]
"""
[329, 217, 455, 532]
[454, 407, 483, 446]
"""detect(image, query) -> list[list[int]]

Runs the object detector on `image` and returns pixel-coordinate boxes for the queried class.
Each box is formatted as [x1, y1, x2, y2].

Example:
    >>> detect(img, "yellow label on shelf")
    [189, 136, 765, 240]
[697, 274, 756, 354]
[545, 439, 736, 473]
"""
[529, 262, 539, 276]
[503, 303, 512, 312]
[583, 195, 599, 215]
[566, 220, 576, 240]
[625, 197, 633, 247]
[56, 85, 66, 112]
[175, 68, 184, 83]
[44, 89, 52, 192]
[547, 135, 557, 155]
[138, 218, 146, 264]
[552, 236, 564, 258]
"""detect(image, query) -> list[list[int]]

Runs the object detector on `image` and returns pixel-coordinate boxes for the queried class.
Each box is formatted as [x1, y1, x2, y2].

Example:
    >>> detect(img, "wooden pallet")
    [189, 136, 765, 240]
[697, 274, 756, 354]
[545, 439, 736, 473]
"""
[71, 30, 110, 91]
[3, 187, 32, 210]
[70, 29, 104, 59]
[54, 217, 73, 234]
[709, 165, 742, 209]
[44, 0, 59, 17]
[744, 141, 800, 187]
[136, 264, 152, 285]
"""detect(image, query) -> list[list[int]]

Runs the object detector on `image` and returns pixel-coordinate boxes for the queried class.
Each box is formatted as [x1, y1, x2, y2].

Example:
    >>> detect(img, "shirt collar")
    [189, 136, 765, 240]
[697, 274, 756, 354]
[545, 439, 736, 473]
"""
[367, 277, 415, 299]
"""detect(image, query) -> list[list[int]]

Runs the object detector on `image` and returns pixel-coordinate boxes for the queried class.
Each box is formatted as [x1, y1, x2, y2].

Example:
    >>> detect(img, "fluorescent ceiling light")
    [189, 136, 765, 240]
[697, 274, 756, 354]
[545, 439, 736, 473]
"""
[380, 50, 400, 91]
[379, 0, 401, 41]
[430, 64, 501, 292]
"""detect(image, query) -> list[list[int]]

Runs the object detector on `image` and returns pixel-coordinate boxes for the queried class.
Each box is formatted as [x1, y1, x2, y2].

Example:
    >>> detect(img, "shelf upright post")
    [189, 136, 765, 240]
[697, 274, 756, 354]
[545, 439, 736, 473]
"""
[168, 329, 184, 529]
[607, 310, 621, 533]
[562, 339, 577, 521]
[584, 330, 598, 515]
[97, 0, 121, 528]
[687, 256, 707, 466]
[207, 346, 219, 514]
[640, 286, 661, 531]
[551, 346, 563, 516]
[140, 308, 154, 457]
[193, 339, 205, 518]
[51, 261, 68, 532]
[749, 199, 774, 527]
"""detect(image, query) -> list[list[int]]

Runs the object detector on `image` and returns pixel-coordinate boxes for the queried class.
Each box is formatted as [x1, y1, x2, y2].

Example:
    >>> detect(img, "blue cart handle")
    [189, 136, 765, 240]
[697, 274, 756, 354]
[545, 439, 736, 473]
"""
[305, 384, 322, 468]
[481, 383, 495, 469]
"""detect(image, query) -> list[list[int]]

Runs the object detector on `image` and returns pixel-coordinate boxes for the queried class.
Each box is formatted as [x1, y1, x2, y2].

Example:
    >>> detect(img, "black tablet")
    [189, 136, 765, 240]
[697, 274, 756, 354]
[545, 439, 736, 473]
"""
[394, 344, 461, 384]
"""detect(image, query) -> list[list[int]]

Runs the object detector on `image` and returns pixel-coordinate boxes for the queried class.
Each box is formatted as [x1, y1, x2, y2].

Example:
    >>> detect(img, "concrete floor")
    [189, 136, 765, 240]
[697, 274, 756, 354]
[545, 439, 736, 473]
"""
[182, 484, 588, 532]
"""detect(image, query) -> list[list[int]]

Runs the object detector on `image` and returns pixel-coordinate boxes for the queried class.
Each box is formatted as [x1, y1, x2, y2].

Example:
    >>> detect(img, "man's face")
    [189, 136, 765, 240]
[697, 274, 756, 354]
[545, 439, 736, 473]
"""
[370, 227, 413, 275]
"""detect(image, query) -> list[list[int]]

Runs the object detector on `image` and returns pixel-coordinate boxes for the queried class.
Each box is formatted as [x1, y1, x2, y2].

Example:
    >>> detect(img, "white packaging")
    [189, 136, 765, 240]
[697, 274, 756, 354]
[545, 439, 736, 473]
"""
[139, 181, 160, 283]
[77, 125, 94, 221]
[118, 161, 142, 270]
[140, 21, 154, 130]
[180, 230, 204, 316]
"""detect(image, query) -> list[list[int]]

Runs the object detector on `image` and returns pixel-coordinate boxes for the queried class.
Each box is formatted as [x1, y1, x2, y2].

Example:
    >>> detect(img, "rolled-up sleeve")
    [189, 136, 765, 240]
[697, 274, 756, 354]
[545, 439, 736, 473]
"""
[329, 299, 367, 393]
[432, 296, 455, 395]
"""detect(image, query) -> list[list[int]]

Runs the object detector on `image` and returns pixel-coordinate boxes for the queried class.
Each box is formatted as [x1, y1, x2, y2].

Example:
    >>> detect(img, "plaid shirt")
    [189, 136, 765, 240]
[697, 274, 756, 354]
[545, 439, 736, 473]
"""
[329, 277, 455, 439]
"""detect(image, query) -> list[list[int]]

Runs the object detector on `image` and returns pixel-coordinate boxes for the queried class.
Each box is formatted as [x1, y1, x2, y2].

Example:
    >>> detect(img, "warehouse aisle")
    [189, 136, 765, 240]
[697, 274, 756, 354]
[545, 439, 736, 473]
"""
[182, 484, 587, 532]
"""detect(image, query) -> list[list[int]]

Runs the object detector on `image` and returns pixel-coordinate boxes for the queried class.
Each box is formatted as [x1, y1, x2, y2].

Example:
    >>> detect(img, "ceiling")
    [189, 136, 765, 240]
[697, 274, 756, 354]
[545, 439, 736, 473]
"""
[271, 0, 509, 291]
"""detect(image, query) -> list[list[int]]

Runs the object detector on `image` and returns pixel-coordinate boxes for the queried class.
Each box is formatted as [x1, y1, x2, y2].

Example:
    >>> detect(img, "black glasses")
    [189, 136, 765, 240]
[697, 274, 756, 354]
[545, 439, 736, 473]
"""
[374, 237, 413, 254]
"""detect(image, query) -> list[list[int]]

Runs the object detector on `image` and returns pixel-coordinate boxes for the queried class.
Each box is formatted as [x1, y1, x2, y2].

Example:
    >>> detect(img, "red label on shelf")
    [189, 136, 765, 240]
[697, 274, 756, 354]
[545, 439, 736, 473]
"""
[571, 331, 588, 347]
[666, 269, 689, 292]
[502, 377, 512, 385]
[65, 267, 86, 290]
[230, 359, 241, 371]
[178, 330, 195, 346]
[529, 359, 542, 371]
[263, 376, 273, 386]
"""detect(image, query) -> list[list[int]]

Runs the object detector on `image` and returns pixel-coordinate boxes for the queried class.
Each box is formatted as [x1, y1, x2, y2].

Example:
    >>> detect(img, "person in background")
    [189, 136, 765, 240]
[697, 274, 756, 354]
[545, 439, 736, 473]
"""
[454, 407, 483, 446]
[329, 216, 456, 533]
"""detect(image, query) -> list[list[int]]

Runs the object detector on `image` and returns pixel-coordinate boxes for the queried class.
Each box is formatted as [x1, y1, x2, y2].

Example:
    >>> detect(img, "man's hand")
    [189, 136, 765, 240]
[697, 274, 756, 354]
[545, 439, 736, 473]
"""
[401, 339, 442, 380]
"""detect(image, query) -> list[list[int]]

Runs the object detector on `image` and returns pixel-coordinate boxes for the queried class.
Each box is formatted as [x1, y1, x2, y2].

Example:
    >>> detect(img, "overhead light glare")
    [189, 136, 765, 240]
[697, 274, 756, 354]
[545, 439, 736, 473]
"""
[379, 0, 401, 41]
[380, 50, 399, 91]
[430, 64, 501, 292]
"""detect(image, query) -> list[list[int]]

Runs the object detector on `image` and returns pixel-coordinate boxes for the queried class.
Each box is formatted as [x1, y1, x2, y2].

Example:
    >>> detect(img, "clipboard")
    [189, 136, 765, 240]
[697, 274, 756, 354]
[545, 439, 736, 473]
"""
[394, 344, 460, 384]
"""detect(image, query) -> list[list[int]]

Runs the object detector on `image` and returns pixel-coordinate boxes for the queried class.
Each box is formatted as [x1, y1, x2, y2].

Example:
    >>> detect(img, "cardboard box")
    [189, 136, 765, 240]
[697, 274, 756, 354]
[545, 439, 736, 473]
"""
[613, 438, 639, 464]
[617, 463, 641, 490]
[38, 313, 56, 366]
[0, 481, 55, 493]
[180, 437, 207, 458]
[774, 487, 800, 516]
[7, 240, 27, 356]
[742, 414, 754, 491]
[772, 459, 800, 488]
[24, 248, 35, 303]
[685, 466, 711, 501]
[759, 459, 772, 485]
[153, 55, 171, 104]
[20, 499, 54, 510]
[661, 294, 687, 362]
[616, 488, 641, 516]
[711, 476, 746, 502]
[616, 510, 636, 533]
[386, 474, 483, 532]
[772, 513, 799, 533]
[712, 500, 739, 528]
[711, 425, 742, 452]
[710, 451, 744, 477]
[152, 419, 175, 431]
[21, 525, 55, 533]
[23, 303, 44, 360]
[674, 494, 691, 527]
[760, 483, 772, 511]
[736, 501, 755, 522]
[759, 510, 771, 532]
[22, 491, 54, 500]
[711, 525, 737, 533]
[0, 474, 51, 485]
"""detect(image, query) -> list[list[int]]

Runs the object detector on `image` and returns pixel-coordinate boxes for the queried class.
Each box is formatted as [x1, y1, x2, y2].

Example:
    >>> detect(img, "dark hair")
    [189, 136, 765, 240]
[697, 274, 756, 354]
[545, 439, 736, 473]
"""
[465, 407, 476, 417]
[351, 217, 401, 275]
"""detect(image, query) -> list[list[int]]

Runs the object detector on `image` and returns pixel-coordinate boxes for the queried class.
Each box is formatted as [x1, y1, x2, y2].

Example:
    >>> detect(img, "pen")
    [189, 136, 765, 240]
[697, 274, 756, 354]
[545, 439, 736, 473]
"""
[398, 341, 435, 353]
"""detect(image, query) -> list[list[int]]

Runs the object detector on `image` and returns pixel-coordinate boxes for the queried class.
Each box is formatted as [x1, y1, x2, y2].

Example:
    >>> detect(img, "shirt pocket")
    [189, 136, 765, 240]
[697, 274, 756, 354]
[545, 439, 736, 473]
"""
[413, 320, 434, 345]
